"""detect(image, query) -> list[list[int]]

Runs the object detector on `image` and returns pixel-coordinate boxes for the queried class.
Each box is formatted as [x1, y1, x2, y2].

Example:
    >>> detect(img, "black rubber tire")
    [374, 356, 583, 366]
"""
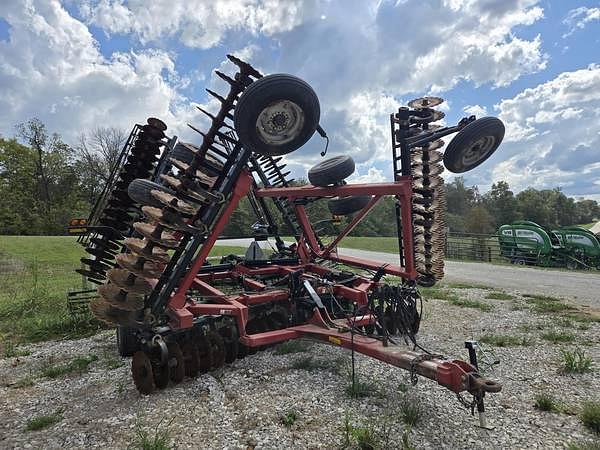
[116, 326, 139, 357]
[308, 155, 355, 187]
[170, 143, 195, 165]
[127, 179, 175, 208]
[234, 74, 320, 156]
[443, 117, 505, 173]
[328, 196, 372, 215]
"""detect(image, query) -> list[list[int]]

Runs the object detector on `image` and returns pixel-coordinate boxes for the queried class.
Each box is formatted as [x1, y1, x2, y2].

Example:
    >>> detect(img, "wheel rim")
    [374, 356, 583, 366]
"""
[256, 100, 305, 145]
[461, 135, 495, 168]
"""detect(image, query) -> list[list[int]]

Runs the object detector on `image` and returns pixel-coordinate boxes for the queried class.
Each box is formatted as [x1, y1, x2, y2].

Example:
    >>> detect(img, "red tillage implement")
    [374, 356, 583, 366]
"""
[75, 55, 505, 426]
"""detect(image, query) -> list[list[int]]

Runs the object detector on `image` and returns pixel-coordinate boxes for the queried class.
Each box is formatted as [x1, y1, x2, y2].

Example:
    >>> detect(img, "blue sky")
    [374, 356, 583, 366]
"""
[0, 0, 599, 199]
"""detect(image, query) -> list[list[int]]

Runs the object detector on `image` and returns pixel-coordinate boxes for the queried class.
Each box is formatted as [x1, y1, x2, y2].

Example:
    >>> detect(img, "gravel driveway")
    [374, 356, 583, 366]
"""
[1, 287, 598, 449]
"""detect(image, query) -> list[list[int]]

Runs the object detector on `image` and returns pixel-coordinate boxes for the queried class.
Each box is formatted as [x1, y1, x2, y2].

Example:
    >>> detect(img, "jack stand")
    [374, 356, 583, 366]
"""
[465, 340, 496, 430]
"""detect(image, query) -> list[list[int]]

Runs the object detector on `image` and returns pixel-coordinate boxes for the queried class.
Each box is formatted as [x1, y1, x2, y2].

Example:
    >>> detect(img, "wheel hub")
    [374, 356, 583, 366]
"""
[256, 100, 304, 145]
[461, 136, 495, 167]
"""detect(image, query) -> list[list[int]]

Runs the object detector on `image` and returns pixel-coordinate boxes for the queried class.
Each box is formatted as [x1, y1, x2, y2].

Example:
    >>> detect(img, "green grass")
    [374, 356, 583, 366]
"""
[480, 334, 531, 347]
[13, 376, 35, 388]
[560, 349, 593, 374]
[0, 236, 245, 343]
[568, 442, 600, 450]
[274, 339, 312, 355]
[449, 297, 494, 312]
[346, 378, 379, 399]
[523, 294, 573, 314]
[580, 402, 600, 435]
[445, 282, 492, 290]
[541, 330, 575, 344]
[25, 412, 63, 431]
[281, 410, 298, 428]
[485, 291, 514, 301]
[534, 392, 560, 412]
[130, 418, 174, 450]
[41, 354, 98, 378]
[419, 287, 456, 301]
[400, 398, 422, 427]
[2, 341, 31, 358]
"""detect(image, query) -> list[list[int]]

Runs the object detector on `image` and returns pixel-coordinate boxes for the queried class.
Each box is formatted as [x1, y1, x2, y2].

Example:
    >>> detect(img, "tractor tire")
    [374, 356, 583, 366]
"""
[443, 117, 505, 173]
[234, 74, 320, 156]
[308, 155, 355, 187]
[116, 326, 139, 357]
[513, 257, 526, 266]
[328, 196, 372, 215]
[127, 179, 175, 208]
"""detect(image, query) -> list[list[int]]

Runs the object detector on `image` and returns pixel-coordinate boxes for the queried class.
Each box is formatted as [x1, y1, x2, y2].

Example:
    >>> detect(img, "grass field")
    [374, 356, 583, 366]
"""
[0, 236, 245, 345]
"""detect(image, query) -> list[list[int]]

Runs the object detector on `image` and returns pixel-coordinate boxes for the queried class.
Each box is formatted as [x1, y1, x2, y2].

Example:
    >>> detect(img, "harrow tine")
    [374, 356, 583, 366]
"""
[215, 70, 239, 86]
[227, 54, 262, 78]
[205, 88, 227, 104]
[196, 105, 217, 121]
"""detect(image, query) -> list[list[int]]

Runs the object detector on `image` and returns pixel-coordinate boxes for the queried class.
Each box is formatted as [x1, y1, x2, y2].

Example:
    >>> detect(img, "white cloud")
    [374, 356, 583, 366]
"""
[79, 0, 316, 49]
[463, 104, 488, 117]
[0, 0, 556, 196]
[348, 167, 388, 184]
[489, 64, 600, 198]
[0, 0, 186, 142]
[563, 6, 600, 38]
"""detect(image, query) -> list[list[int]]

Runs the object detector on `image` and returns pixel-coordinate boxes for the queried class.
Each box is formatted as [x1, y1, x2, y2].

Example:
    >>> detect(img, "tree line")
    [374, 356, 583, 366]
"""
[1, 119, 598, 236]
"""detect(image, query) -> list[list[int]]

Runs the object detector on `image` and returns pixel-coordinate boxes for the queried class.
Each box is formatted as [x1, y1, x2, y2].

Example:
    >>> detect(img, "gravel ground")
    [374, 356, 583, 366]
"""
[1, 287, 599, 449]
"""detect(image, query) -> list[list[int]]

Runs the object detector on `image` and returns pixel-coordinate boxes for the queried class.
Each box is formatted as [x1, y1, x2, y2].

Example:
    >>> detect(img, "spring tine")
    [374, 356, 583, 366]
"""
[196, 105, 217, 121]
[215, 70, 238, 86]
[279, 171, 291, 178]
[227, 54, 263, 78]
[271, 157, 283, 164]
[187, 123, 206, 137]
[206, 88, 227, 104]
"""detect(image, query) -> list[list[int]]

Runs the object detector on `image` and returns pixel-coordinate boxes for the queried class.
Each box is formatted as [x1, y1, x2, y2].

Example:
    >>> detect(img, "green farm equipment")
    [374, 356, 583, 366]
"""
[498, 221, 600, 269]
[552, 226, 600, 269]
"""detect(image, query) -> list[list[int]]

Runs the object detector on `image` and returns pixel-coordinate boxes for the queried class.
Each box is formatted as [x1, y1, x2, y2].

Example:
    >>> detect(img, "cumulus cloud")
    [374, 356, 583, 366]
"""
[0, 0, 186, 142]
[79, 0, 317, 49]
[562, 6, 600, 38]
[0, 0, 553, 193]
[463, 104, 488, 117]
[489, 64, 600, 198]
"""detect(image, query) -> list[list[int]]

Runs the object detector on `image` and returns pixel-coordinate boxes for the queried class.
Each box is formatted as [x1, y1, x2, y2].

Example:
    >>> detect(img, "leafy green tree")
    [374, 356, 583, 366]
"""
[445, 177, 478, 216]
[465, 205, 495, 234]
[482, 181, 521, 227]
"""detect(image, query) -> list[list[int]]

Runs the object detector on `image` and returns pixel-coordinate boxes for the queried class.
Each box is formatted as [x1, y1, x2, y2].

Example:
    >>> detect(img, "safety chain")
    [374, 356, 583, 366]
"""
[409, 353, 445, 385]
[456, 392, 479, 415]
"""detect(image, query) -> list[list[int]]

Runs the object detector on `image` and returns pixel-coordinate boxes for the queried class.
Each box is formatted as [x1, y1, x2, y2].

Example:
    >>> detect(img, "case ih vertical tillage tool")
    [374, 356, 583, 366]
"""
[76, 55, 506, 425]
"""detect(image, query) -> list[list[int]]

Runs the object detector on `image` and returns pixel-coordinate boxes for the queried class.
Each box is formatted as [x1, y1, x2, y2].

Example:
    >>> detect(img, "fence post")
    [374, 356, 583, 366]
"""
[488, 246, 491, 262]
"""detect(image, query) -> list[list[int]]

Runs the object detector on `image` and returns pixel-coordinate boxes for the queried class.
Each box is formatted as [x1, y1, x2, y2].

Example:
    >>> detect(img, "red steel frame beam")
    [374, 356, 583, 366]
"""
[166, 170, 254, 329]
[255, 180, 416, 279]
